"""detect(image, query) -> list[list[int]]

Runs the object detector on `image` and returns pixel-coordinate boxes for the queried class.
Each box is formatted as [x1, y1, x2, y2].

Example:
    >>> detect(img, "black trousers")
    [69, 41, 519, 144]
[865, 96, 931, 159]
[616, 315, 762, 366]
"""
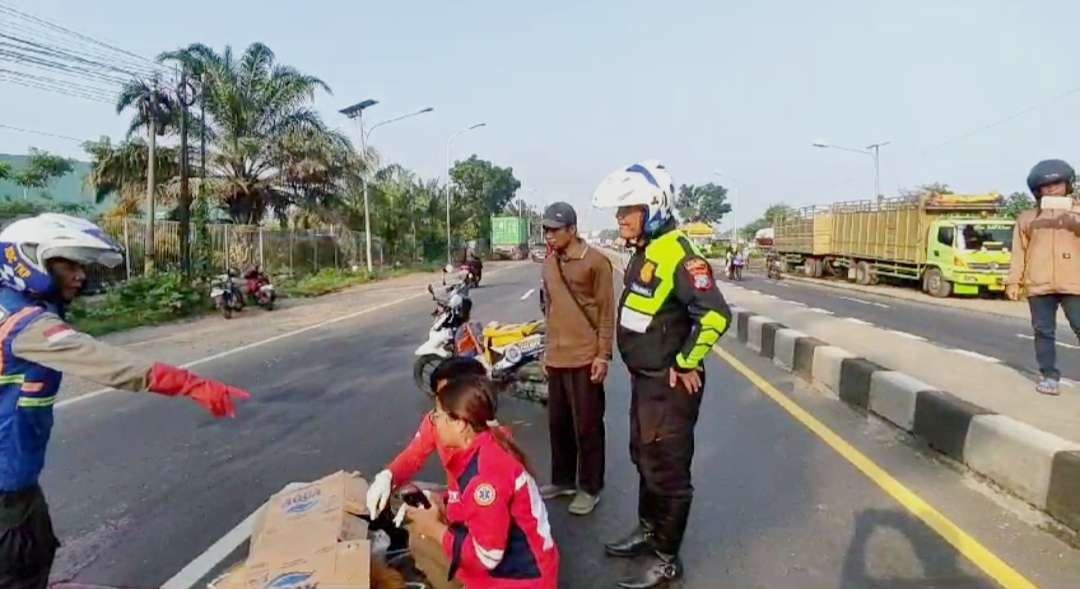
[547, 365, 606, 495]
[629, 370, 703, 556]
[0, 486, 60, 589]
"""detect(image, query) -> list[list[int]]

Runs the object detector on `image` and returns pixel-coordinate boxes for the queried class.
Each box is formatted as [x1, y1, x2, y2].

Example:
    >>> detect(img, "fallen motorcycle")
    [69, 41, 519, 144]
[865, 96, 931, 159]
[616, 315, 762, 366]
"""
[210, 269, 245, 319]
[412, 279, 547, 404]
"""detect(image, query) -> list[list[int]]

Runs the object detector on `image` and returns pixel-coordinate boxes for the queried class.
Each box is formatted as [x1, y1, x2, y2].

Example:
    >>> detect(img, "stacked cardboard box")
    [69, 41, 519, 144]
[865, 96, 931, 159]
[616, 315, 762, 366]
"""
[211, 471, 372, 589]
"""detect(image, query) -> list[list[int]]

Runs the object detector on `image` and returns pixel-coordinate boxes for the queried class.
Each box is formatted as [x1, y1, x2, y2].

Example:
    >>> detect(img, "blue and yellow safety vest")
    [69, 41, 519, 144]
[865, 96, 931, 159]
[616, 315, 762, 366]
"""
[0, 289, 62, 492]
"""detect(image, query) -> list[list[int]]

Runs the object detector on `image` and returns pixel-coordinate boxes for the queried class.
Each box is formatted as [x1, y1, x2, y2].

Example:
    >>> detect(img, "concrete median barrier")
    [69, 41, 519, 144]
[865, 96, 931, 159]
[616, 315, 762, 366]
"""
[747, 315, 775, 353]
[963, 415, 1080, 509]
[773, 328, 806, 370]
[868, 372, 928, 432]
[727, 310, 1080, 534]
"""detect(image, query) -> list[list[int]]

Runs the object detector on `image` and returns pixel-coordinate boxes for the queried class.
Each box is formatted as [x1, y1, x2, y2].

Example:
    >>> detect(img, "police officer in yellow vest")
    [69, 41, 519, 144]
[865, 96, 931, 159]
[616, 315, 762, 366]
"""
[593, 161, 730, 588]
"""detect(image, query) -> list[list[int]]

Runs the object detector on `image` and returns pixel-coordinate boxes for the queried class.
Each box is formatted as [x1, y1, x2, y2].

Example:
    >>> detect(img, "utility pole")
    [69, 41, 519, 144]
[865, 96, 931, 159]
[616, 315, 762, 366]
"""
[177, 70, 195, 276]
[144, 79, 158, 274]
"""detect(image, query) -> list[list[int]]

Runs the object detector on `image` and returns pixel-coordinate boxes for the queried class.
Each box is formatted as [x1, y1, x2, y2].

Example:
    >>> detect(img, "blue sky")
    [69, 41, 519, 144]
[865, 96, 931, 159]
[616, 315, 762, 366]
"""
[3, 0, 1080, 231]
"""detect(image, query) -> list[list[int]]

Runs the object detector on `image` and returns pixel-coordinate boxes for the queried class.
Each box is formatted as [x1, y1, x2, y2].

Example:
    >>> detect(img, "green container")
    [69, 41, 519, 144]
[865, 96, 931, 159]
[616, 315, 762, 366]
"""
[491, 216, 529, 246]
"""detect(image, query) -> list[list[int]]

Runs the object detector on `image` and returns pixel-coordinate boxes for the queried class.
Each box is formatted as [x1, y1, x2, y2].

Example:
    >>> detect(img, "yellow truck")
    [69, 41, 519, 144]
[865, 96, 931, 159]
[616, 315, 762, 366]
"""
[773, 193, 1014, 297]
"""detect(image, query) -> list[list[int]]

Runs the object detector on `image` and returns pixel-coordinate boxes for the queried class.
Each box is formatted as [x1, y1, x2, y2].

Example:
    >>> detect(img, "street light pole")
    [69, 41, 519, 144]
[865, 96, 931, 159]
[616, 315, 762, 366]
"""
[340, 99, 380, 273]
[445, 122, 486, 265]
[811, 140, 891, 199]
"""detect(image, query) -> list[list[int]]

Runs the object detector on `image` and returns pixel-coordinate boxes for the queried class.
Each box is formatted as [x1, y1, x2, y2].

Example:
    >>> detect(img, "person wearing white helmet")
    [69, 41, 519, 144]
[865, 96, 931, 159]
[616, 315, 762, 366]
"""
[0, 214, 251, 588]
[592, 162, 731, 588]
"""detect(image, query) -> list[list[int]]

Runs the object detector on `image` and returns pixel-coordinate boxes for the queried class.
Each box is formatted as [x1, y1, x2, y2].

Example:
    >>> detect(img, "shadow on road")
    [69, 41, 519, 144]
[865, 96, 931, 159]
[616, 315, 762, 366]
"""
[839, 509, 994, 588]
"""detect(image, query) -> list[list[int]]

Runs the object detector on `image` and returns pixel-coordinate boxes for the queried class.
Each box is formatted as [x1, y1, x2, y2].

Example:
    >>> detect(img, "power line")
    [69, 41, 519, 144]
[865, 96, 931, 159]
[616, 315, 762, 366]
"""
[918, 85, 1080, 155]
[0, 123, 87, 143]
[0, 2, 167, 74]
[0, 72, 113, 103]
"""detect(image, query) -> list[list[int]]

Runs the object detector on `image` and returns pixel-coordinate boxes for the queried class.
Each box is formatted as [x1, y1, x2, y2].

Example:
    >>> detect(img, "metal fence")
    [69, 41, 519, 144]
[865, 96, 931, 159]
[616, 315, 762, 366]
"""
[96, 218, 385, 282]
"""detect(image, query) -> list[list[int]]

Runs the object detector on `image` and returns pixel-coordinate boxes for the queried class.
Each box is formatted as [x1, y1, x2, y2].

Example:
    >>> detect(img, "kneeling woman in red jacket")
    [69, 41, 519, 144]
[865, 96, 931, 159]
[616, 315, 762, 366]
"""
[405, 375, 560, 589]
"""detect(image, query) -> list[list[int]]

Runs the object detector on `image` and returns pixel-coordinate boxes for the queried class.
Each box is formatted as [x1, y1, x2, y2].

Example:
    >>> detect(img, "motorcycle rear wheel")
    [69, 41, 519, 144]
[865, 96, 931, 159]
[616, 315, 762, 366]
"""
[413, 354, 445, 398]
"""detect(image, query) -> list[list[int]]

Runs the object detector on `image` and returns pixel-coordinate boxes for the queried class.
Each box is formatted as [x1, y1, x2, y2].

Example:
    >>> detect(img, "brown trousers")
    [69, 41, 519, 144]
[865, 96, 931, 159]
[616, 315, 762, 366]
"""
[547, 365, 606, 495]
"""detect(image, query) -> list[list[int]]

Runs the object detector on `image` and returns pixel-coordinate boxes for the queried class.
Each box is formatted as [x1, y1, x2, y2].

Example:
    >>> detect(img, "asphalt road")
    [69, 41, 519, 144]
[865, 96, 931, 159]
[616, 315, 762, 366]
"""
[727, 271, 1080, 382]
[42, 262, 1080, 588]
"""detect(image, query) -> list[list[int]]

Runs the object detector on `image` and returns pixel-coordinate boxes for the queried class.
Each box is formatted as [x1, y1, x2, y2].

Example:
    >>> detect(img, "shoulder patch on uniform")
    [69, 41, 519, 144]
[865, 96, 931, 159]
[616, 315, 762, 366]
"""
[639, 260, 656, 283]
[43, 324, 77, 343]
[473, 482, 497, 507]
[684, 258, 713, 291]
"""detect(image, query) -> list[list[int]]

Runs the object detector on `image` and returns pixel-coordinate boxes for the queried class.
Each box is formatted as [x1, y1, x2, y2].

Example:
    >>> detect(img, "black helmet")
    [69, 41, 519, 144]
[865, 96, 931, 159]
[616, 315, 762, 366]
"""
[1026, 159, 1075, 197]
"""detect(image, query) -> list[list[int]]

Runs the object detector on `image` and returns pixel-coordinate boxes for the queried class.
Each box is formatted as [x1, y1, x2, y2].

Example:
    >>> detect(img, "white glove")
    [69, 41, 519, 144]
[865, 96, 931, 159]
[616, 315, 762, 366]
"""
[366, 470, 393, 516]
[393, 503, 408, 528]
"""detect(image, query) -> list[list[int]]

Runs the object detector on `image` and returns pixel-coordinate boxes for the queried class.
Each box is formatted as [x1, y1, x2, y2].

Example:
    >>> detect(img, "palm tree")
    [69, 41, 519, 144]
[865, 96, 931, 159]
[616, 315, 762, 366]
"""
[83, 137, 179, 220]
[170, 42, 346, 224]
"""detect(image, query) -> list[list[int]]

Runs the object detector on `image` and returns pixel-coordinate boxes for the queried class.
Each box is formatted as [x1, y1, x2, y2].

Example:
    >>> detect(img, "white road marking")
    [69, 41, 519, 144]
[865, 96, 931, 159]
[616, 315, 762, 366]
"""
[762, 294, 779, 300]
[844, 318, 874, 327]
[807, 308, 835, 315]
[57, 266, 518, 410]
[887, 330, 927, 342]
[786, 301, 807, 307]
[1015, 333, 1080, 350]
[839, 295, 890, 309]
[162, 482, 307, 589]
[949, 349, 1001, 363]
[520, 288, 536, 300]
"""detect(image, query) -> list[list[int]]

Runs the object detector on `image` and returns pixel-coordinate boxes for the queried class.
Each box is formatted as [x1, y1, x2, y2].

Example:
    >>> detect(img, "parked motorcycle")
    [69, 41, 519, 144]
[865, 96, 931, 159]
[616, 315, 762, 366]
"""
[243, 264, 276, 310]
[412, 278, 547, 403]
[210, 269, 245, 319]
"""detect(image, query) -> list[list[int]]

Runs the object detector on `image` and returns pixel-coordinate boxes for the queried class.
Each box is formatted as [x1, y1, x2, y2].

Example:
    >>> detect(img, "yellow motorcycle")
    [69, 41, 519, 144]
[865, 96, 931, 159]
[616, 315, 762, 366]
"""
[413, 283, 548, 403]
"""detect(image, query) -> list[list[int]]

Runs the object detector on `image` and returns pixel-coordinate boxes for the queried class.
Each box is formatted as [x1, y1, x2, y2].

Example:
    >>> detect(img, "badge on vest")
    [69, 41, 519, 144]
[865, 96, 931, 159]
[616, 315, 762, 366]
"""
[684, 258, 713, 291]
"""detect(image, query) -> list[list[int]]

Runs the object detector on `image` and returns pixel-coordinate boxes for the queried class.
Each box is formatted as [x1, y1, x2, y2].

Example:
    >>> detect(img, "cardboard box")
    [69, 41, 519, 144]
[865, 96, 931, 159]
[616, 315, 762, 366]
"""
[231, 471, 373, 589]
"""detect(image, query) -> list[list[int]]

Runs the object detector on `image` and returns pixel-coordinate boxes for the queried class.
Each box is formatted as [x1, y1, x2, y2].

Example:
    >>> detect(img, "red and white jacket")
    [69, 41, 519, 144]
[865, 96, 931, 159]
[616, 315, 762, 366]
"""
[440, 431, 559, 589]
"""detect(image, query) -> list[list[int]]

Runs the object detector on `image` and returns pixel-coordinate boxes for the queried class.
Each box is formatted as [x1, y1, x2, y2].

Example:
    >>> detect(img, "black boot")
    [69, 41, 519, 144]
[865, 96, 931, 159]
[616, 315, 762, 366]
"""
[604, 522, 655, 558]
[616, 552, 683, 588]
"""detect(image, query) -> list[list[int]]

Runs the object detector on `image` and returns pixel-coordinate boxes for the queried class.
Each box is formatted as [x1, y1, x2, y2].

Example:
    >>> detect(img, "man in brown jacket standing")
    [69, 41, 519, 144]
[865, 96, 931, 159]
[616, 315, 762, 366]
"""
[539, 202, 614, 515]
[1006, 159, 1080, 396]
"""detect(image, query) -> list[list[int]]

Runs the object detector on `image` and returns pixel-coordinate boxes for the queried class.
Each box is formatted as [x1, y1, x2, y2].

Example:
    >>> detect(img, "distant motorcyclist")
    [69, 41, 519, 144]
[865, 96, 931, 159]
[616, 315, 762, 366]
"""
[464, 248, 483, 282]
[0, 214, 251, 588]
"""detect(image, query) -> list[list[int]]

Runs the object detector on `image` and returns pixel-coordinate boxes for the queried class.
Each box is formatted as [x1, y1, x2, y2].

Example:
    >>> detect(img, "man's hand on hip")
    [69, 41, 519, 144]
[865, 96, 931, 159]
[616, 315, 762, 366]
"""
[590, 358, 609, 383]
[669, 367, 703, 395]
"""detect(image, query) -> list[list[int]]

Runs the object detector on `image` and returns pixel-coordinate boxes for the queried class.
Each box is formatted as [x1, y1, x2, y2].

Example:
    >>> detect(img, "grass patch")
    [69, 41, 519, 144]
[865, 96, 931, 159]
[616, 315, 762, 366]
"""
[280, 262, 443, 298]
[67, 262, 443, 336]
[69, 272, 211, 336]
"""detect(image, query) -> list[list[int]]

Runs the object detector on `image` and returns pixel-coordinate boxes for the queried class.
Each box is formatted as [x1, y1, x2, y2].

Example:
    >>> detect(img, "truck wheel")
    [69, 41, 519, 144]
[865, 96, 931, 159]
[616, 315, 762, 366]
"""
[856, 261, 872, 285]
[924, 268, 952, 298]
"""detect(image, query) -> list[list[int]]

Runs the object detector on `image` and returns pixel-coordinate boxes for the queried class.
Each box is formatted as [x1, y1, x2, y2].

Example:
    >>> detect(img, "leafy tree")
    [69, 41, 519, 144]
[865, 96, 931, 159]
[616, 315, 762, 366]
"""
[12, 149, 73, 199]
[449, 155, 522, 245]
[0, 161, 10, 181]
[675, 183, 731, 223]
[900, 182, 954, 198]
[740, 203, 796, 239]
[1003, 191, 1035, 219]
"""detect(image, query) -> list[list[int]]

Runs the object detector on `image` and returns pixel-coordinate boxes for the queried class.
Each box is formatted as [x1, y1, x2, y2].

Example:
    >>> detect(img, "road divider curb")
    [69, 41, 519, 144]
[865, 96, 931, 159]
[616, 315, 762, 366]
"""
[729, 306, 1080, 534]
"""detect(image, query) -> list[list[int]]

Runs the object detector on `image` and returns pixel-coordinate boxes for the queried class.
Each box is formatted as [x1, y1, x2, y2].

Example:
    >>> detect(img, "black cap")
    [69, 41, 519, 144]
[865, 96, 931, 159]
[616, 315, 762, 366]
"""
[542, 202, 577, 229]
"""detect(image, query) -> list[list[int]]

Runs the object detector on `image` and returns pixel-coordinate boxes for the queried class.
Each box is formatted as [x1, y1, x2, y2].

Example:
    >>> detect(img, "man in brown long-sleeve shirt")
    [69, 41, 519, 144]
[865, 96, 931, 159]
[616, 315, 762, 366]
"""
[539, 202, 614, 516]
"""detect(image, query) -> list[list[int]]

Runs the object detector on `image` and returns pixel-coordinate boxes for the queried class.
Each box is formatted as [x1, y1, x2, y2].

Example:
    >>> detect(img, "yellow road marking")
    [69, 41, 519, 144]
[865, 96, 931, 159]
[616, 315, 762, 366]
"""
[712, 346, 1037, 589]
